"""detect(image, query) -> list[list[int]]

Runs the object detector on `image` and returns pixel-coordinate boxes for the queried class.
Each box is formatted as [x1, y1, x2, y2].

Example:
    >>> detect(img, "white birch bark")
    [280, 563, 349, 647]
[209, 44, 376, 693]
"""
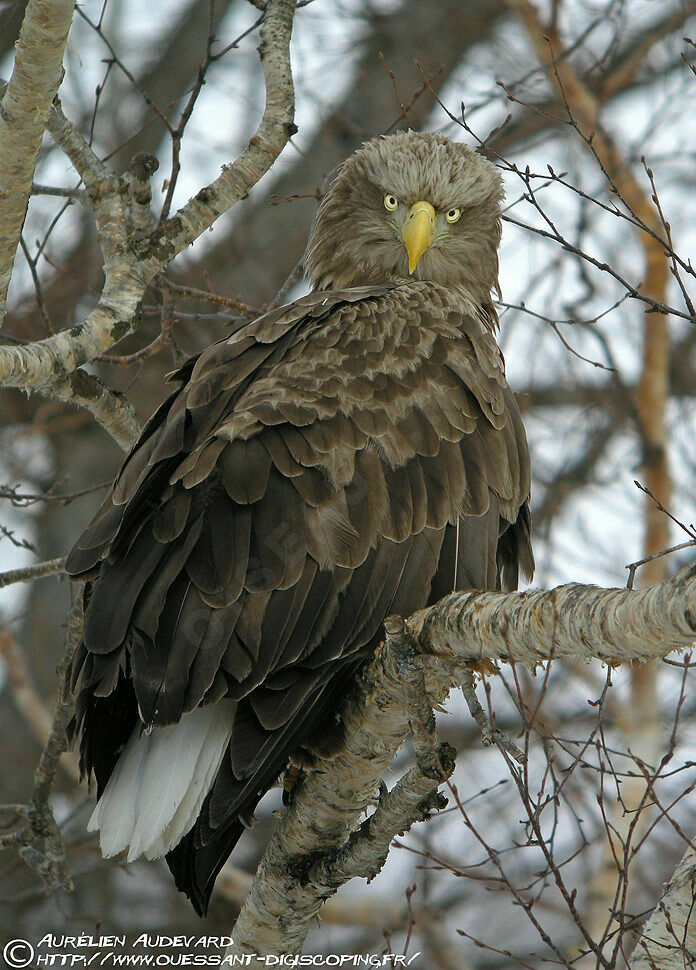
[227, 563, 696, 957]
[0, 0, 75, 321]
[630, 844, 696, 969]
[0, 0, 296, 392]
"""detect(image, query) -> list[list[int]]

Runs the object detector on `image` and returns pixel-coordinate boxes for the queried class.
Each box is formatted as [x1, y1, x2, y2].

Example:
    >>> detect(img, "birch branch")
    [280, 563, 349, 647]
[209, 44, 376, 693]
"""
[0, 0, 75, 322]
[228, 564, 696, 956]
[217, 866, 420, 929]
[0, 0, 297, 392]
[411, 562, 696, 666]
[227, 635, 455, 957]
[50, 370, 141, 452]
[630, 842, 696, 969]
[0, 557, 65, 590]
[0, 92, 144, 448]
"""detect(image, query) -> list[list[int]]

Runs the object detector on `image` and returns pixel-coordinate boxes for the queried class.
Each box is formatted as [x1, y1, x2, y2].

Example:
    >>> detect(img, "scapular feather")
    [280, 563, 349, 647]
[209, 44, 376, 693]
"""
[290, 466, 335, 508]
[112, 428, 163, 506]
[220, 439, 271, 504]
[407, 457, 429, 534]
[260, 428, 304, 478]
[187, 343, 271, 409]
[149, 394, 189, 464]
[68, 491, 123, 556]
[247, 470, 307, 591]
[397, 406, 440, 457]
[190, 335, 255, 383]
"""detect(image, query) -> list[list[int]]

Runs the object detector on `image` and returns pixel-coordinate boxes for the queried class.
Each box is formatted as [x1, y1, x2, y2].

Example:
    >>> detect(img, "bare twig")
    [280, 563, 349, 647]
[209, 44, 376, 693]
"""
[0, 594, 84, 892]
[0, 630, 79, 782]
[0, 557, 65, 590]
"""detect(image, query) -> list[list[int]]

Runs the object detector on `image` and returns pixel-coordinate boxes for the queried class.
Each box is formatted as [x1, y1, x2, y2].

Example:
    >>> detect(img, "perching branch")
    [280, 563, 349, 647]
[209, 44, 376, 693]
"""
[407, 562, 696, 668]
[50, 370, 141, 452]
[217, 865, 427, 930]
[0, 0, 75, 323]
[228, 636, 456, 958]
[229, 563, 696, 956]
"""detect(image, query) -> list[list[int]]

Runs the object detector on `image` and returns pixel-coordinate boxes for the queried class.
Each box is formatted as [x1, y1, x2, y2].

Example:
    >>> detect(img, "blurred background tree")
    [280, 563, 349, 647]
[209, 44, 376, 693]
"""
[1, 0, 696, 966]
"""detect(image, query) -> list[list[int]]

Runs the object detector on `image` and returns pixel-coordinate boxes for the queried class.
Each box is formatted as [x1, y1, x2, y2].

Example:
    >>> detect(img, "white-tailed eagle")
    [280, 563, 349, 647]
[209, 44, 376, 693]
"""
[66, 130, 534, 915]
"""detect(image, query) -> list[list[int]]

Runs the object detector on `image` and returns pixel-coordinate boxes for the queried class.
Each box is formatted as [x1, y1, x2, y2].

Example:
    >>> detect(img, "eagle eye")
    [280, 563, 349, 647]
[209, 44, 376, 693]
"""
[384, 194, 399, 211]
[446, 207, 462, 223]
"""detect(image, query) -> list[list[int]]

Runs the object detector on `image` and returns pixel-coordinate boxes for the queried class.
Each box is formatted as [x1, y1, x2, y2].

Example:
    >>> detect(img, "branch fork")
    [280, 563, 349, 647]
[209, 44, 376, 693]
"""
[0, 0, 298, 452]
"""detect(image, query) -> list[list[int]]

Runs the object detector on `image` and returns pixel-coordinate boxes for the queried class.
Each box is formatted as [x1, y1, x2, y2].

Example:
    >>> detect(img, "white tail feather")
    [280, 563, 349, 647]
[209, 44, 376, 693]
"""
[88, 703, 235, 861]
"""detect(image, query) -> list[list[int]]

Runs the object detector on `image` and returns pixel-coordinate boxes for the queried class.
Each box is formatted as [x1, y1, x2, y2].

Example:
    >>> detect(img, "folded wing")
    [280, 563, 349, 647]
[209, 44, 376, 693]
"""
[66, 282, 533, 914]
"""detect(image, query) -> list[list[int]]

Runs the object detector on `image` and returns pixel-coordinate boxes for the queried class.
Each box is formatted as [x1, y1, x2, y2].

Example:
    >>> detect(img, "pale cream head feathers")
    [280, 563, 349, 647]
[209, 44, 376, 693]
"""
[305, 130, 504, 305]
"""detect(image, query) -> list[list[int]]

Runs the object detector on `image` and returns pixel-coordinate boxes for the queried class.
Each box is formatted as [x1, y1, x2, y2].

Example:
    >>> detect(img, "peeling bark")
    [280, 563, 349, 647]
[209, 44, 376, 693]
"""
[228, 564, 696, 955]
[412, 564, 696, 666]
[630, 843, 696, 969]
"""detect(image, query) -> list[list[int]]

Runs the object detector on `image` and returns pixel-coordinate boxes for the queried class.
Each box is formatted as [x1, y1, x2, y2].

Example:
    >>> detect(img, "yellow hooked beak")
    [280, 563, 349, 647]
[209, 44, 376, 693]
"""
[401, 201, 436, 274]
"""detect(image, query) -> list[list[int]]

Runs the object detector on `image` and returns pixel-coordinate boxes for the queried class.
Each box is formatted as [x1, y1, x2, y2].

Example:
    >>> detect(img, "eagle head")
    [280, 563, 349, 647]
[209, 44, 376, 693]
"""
[305, 130, 504, 303]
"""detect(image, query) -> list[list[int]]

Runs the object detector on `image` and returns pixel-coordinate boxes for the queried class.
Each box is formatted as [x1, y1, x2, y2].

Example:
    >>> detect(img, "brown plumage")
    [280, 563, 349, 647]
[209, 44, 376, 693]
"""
[66, 130, 533, 916]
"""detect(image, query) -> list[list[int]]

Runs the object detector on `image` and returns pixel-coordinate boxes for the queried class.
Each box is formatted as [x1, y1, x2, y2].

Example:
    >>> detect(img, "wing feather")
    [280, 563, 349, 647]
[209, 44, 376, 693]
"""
[66, 281, 533, 917]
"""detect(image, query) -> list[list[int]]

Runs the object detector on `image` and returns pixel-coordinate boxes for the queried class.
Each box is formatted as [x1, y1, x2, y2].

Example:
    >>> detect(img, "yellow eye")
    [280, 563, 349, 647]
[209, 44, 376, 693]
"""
[446, 207, 462, 223]
[384, 194, 399, 211]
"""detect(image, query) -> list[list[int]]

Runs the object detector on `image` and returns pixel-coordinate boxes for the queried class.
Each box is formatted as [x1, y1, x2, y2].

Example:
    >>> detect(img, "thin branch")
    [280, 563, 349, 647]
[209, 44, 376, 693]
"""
[0, 481, 110, 507]
[158, 4, 217, 224]
[49, 370, 141, 452]
[626, 540, 696, 590]
[0, 557, 65, 590]
[159, 278, 260, 317]
[30, 184, 87, 203]
[0, 594, 84, 892]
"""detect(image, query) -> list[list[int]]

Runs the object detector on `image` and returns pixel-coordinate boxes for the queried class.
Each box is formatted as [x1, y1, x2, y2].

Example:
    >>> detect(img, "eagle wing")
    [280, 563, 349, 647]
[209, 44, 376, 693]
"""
[66, 281, 532, 913]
